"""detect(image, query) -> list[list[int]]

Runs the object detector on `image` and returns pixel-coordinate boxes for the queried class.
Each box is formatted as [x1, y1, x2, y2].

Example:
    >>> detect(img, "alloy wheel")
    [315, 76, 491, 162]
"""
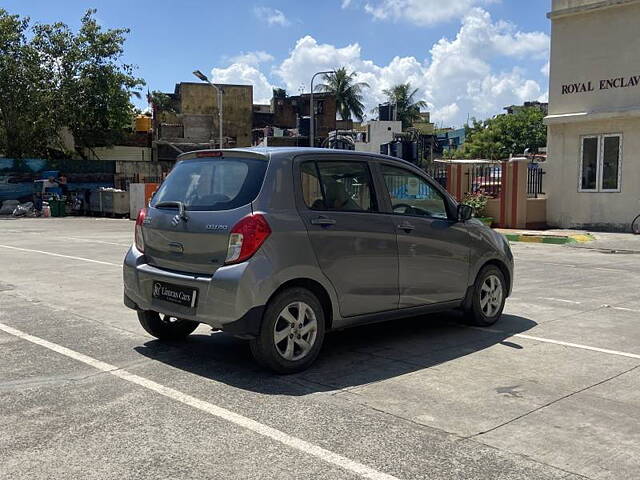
[273, 301, 318, 361]
[480, 274, 503, 317]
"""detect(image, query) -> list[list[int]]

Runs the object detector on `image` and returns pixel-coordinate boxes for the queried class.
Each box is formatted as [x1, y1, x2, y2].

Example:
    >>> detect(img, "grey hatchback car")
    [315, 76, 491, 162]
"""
[123, 147, 513, 373]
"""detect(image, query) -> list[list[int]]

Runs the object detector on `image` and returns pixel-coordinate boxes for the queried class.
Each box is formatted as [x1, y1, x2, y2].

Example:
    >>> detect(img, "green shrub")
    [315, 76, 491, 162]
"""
[462, 192, 489, 218]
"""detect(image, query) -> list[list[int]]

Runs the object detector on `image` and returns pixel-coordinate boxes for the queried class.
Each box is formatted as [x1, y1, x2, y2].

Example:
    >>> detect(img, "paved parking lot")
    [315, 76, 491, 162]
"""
[1, 217, 639, 479]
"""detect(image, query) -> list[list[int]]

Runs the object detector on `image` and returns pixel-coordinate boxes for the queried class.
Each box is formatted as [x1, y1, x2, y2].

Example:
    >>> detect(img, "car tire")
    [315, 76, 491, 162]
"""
[464, 265, 507, 326]
[137, 310, 199, 340]
[250, 287, 325, 374]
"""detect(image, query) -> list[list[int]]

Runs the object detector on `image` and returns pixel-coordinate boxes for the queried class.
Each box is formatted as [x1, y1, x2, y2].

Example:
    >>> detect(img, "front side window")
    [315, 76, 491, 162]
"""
[301, 161, 376, 212]
[381, 164, 449, 219]
[580, 134, 622, 192]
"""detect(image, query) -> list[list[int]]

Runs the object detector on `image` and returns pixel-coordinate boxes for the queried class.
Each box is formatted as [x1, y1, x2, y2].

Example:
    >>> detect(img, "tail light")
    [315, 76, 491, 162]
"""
[135, 207, 147, 252]
[225, 213, 271, 265]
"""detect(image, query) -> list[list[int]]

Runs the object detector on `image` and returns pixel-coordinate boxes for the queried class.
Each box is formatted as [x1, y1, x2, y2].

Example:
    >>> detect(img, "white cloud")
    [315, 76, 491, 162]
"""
[253, 7, 290, 27]
[223, 8, 549, 126]
[541, 60, 550, 77]
[432, 103, 461, 124]
[228, 50, 274, 66]
[466, 69, 543, 114]
[347, 0, 498, 26]
[419, 8, 549, 123]
[211, 63, 275, 104]
[275, 36, 364, 91]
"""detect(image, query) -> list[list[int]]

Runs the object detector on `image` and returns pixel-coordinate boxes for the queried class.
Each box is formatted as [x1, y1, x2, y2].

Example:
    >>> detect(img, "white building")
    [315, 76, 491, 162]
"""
[354, 120, 402, 154]
[545, 0, 640, 231]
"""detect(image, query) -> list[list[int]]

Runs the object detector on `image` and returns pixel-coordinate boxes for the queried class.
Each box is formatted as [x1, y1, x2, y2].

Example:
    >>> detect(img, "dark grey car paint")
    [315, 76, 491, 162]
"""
[300, 209, 400, 317]
[123, 147, 513, 337]
[292, 156, 400, 317]
[143, 205, 251, 275]
[395, 217, 471, 306]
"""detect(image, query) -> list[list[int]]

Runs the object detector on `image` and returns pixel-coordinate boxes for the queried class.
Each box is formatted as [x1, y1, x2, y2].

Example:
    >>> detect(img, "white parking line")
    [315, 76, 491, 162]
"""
[514, 334, 640, 360]
[541, 262, 577, 268]
[0, 321, 400, 480]
[60, 237, 131, 247]
[540, 297, 582, 304]
[469, 326, 640, 360]
[0, 244, 120, 267]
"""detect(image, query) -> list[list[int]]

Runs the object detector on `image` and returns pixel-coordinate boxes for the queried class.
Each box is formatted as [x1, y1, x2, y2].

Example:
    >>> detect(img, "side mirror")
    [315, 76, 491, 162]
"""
[457, 204, 473, 222]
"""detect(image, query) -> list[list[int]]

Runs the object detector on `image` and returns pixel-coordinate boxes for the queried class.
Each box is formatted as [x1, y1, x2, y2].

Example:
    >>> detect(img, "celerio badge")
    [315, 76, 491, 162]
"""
[206, 224, 229, 231]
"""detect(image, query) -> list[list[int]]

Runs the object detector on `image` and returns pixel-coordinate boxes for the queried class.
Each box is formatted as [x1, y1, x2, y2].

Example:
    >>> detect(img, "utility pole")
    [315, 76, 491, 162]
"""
[193, 70, 224, 149]
[310, 70, 335, 148]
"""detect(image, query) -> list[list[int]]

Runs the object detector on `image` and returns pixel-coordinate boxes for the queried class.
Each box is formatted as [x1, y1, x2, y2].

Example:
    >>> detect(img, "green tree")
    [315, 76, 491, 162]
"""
[33, 9, 143, 156]
[0, 10, 56, 158]
[149, 91, 176, 113]
[0, 8, 143, 159]
[316, 67, 369, 122]
[272, 87, 287, 98]
[382, 83, 427, 129]
[462, 108, 547, 160]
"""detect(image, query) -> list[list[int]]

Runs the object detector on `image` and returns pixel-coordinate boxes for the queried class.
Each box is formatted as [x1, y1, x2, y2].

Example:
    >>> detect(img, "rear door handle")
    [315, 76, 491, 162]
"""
[397, 222, 415, 232]
[310, 216, 336, 226]
[168, 242, 184, 253]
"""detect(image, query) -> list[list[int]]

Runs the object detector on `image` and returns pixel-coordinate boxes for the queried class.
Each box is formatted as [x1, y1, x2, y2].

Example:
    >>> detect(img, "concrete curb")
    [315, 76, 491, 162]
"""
[501, 232, 595, 245]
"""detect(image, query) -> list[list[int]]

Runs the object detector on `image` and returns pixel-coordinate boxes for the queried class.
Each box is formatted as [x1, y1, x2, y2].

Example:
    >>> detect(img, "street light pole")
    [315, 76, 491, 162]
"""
[193, 70, 223, 149]
[309, 70, 335, 148]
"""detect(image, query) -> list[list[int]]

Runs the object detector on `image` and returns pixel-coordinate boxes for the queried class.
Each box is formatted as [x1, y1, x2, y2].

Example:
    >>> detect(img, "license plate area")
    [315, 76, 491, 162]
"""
[152, 281, 198, 309]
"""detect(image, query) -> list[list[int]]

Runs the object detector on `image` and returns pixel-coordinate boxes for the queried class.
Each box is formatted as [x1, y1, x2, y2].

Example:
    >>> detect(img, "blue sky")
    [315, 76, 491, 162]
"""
[4, 1, 552, 127]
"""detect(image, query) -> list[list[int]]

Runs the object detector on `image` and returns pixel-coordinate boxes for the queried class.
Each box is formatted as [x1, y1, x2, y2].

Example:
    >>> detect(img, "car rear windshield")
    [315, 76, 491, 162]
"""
[151, 157, 267, 211]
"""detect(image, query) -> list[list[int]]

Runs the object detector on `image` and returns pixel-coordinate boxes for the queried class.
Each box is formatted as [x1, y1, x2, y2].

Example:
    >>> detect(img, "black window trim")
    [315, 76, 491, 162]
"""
[378, 162, 455, 221]
[300, 159, 381, 214]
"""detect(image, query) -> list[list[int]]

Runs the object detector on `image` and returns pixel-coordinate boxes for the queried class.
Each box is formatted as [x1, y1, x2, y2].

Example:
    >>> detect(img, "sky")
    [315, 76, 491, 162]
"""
[4, 0, 552, 128]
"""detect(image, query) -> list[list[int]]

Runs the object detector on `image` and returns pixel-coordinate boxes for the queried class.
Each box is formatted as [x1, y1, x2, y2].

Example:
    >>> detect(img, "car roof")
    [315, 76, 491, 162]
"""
[178, 147, 419, 169]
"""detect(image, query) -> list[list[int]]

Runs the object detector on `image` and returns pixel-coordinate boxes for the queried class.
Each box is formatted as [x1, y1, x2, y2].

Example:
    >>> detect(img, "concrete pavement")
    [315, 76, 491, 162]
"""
[1, 217, 639, 479]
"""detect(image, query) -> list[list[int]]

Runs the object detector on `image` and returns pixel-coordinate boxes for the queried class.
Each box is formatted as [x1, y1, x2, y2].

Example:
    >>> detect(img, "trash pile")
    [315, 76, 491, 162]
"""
[0, 199, 38, 217]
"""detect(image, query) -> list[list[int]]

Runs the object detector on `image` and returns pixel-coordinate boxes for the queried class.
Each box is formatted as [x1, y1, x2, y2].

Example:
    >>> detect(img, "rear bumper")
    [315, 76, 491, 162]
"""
[123, 246, 265, 335]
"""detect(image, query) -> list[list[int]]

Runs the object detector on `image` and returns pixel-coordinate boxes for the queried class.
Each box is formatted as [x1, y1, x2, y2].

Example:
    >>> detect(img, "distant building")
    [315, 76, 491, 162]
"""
[504, 101, 549, 115]
[336, 119, 354, 131]
[378, 103, 396, 121]
[411, 112, 435, 135]
[418, 112, 431, 123]
[273, 92, 337, 142]
[353, 120, 402, 153]
[154, 82, 253, 162]
[252, 104, 273, 129]
[437, 128, 466, 152]
[251, 91, 337, 147]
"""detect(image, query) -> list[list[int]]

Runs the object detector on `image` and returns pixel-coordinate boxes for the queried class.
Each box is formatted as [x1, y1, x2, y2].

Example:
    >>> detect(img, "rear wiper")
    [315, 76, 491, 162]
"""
[155, 201, 188, 221]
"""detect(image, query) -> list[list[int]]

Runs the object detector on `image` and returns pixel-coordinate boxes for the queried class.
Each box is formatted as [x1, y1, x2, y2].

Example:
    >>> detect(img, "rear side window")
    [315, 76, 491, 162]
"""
[301, 161, 376, 212]
[151, 157, 267, 211]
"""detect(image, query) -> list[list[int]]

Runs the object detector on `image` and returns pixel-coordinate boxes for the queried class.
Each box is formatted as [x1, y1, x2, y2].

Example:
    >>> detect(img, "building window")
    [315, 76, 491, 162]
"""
[579, 134, 622, 192]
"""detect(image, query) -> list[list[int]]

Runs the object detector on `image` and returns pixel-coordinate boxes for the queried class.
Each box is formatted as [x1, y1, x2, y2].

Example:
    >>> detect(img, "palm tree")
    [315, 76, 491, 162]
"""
[315, 67, 369, 122]
[382, 83, 428, 129]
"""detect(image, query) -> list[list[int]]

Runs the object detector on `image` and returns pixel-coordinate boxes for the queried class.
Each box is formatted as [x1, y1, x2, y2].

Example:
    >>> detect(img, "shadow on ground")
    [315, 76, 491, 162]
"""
[134, 312, 536, 396]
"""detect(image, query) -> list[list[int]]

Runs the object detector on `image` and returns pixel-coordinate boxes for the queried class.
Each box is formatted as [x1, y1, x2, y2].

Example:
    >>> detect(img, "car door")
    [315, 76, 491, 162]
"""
[378, 163, 470, 307]
[296, 158, 399, 317]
